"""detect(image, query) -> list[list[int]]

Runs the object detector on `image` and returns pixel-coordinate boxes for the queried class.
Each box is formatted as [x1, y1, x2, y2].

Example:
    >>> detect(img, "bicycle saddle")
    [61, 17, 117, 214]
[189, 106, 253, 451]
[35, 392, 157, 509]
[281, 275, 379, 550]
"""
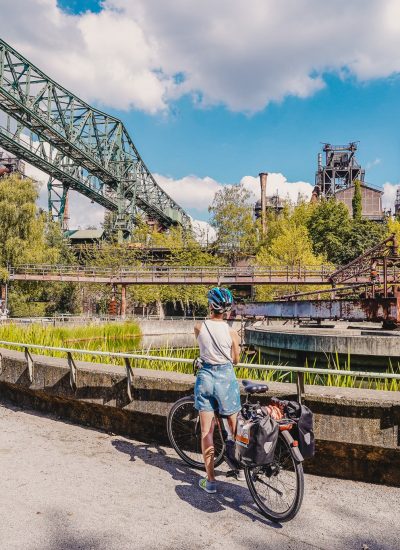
[242, 380, 269, 394]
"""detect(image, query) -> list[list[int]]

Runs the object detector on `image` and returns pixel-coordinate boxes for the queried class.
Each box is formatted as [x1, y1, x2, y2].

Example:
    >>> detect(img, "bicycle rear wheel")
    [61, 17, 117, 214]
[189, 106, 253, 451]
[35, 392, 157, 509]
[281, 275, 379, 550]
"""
[245, 432, 304, 522]
[167, 395, 225, 470]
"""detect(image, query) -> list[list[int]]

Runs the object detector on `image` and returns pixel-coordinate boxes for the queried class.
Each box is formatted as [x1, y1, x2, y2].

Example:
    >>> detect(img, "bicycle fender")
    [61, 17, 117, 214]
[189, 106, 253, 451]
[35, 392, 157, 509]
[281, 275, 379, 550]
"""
[281, 429, 304, 462]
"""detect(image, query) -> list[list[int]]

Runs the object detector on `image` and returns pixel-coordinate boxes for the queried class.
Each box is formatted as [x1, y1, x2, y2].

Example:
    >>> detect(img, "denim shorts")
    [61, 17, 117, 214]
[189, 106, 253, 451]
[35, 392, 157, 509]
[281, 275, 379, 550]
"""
[194, 362, 241, 416]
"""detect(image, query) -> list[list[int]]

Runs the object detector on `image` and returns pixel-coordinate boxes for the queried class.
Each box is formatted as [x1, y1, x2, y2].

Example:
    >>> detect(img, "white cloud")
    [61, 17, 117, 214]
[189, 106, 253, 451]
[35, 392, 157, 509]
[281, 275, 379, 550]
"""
[240, 174, 313, 203]
[191, 219, 216, 245]
[2, 147, 398, 232]
[366, 158, 381, 170]
[1, 1, 400, 113]
[156, 171, 314, 218]
[154, 173, 222, 218]
[382, 182, 399, 212]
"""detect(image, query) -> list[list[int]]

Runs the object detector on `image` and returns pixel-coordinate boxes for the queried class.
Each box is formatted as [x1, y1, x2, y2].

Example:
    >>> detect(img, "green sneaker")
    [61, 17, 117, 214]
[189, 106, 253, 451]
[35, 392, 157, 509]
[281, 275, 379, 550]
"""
[199, 478, 217, 494]
[235, 469, 246, 482]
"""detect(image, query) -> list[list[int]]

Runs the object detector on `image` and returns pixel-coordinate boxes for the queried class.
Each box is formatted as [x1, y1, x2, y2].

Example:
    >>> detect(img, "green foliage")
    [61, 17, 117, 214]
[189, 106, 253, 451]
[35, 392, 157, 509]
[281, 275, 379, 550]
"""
[352, 180, 362, 221]
[307, 199, 352, 265]
[82, 225, 221, 314]
[345, 219, 386, 261]
[255, 215, 327, 300]
[0, 174, 60, 266]
[307, 196, 387, 265]
[0, 322, 141, 355]
[0, 323, 398, 390]
[0, 174, 79, 316]
[45, 283, 82, 315]
[8, 286, 48, 317]
[208, 183, 258, 261]
[387, 218, 400, 243]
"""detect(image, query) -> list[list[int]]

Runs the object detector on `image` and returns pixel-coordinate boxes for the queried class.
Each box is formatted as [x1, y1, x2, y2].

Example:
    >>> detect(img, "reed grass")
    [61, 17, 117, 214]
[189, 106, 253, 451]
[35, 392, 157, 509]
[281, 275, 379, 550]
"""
[0, 323, 398, 390]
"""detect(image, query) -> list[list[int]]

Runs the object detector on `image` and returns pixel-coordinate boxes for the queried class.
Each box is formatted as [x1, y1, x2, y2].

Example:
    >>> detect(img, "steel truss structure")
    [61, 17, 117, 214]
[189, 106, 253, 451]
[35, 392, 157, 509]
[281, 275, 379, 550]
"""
[314, 142, 365, 198]
[0, 38, 190, 239]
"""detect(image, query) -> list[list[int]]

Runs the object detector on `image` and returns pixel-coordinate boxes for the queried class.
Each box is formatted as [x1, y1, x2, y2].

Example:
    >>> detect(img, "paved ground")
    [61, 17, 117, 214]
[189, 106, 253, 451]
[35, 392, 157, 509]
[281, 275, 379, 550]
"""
[0, 401, 399, 550]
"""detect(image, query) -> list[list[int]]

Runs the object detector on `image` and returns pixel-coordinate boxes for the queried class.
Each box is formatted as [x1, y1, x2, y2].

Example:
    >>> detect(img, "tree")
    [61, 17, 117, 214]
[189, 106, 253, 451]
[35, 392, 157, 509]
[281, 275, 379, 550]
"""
[346, 219, 386, 260]
[352, 180, 362, 221]
[209, 183, 258, 262]
[0, 174, 60, 268]
[255, 219, 326, 300]
[307, 199, 352, 265]
[0, 174, 63, 316]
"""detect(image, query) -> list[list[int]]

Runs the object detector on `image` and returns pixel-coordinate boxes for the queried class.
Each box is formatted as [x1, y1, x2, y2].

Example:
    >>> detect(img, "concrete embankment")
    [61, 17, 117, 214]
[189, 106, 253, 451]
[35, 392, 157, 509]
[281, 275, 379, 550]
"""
[246, 323, 400, 368]
[0, 347, 399, 486]
[136, 318, 242, 335]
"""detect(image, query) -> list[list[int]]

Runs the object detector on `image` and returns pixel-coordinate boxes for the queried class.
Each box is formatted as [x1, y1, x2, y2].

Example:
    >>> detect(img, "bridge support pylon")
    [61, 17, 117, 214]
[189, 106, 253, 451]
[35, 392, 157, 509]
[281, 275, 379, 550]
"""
[121, 284, 127, 319]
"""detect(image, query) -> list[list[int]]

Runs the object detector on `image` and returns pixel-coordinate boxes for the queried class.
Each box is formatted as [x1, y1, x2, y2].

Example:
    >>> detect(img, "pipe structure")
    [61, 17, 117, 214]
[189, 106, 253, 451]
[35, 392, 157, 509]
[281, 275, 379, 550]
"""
[259, 172, 268, 236]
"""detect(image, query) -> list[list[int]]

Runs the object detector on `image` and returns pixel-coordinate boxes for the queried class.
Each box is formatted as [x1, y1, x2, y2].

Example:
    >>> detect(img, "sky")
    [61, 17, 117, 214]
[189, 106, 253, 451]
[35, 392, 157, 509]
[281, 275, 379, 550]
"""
[1, 0, 400, 230]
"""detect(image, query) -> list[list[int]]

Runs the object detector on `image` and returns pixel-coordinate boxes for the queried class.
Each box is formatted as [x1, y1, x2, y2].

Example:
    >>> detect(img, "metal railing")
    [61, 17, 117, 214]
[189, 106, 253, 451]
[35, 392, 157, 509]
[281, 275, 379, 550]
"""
[7, 264, 338, 285]
[0, 340, 399, 404]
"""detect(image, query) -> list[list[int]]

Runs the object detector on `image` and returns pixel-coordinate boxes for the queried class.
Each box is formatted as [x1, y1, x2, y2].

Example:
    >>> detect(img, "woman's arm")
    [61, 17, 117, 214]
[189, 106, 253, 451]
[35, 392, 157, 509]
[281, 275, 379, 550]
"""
[230, 329, 240, 365]
[194, 321, 202, 338]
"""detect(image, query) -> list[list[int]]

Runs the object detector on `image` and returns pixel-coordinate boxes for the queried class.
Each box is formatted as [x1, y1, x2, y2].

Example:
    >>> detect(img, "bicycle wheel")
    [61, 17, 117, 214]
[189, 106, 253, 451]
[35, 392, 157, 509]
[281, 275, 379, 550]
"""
[245, 432, 304, 522]
[167, 395, 225, 470]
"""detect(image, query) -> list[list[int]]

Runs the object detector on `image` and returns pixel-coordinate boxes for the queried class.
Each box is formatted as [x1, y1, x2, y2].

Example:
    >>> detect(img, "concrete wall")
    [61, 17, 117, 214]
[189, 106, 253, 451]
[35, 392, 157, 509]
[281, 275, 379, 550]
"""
[0, 347, 399, 486]
[137, 319, 241, 335]
[246, 324, 400, 368]
[137, 319, 197, 335]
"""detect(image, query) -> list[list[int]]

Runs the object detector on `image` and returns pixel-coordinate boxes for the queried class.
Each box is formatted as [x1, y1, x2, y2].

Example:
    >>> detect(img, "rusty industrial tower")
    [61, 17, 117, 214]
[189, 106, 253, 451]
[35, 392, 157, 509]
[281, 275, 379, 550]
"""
[312, 142, 383, 220]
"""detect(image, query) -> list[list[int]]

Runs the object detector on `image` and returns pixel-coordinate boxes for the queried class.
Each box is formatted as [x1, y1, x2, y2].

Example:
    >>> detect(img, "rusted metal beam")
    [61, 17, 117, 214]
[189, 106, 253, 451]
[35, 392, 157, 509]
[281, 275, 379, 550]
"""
[329, 234, 397, 285]
[235, 297, 400, 326]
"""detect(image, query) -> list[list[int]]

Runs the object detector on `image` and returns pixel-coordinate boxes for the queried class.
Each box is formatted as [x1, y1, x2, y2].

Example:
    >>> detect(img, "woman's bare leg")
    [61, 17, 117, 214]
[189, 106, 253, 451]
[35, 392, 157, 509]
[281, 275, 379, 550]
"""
[199, 411, 216, 482]
[227, 412, 238, 438]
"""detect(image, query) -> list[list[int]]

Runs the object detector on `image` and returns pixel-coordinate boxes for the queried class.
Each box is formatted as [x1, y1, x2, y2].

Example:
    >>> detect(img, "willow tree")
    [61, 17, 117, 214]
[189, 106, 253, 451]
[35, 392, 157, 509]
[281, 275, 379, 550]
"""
[0, 174, 63, 316]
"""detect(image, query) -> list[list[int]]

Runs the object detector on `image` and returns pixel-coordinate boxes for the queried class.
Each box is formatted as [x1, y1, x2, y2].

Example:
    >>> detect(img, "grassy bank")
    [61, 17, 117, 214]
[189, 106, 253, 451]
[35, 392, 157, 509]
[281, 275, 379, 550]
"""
[0, 323, 398, 391]
[0, 322, 141, 357]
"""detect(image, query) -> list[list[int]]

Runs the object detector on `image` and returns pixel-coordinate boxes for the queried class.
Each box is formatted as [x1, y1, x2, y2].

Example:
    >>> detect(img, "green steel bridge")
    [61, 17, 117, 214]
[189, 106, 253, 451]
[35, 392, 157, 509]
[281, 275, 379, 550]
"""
[0, 38, 191, 240]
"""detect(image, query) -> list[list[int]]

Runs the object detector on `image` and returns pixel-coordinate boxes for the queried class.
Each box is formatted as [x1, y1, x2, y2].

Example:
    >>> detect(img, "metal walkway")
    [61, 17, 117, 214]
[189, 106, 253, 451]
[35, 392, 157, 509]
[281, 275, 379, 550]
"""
[0, 38, 190, 238]
[9, 263, 361, 285]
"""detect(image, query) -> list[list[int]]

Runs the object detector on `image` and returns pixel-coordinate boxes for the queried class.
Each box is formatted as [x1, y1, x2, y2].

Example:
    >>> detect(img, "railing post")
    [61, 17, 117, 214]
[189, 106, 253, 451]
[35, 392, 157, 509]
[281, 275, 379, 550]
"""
[24, 346, 34, 383]
[124, 357, 134, 402]
[296, 371, 305, 405]
[67, 352, 77, 392]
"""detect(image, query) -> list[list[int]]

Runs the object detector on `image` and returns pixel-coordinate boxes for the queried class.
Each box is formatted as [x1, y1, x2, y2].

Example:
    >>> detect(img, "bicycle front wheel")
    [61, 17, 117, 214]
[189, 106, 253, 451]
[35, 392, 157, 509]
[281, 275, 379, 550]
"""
[167, 395, 225, 470]
[245, 432, 304, 522]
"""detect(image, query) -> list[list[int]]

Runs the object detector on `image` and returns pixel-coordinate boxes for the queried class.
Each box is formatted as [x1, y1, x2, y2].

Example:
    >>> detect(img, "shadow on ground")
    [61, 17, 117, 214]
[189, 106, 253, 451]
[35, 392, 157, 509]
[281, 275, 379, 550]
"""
[112, 438, 281, 529]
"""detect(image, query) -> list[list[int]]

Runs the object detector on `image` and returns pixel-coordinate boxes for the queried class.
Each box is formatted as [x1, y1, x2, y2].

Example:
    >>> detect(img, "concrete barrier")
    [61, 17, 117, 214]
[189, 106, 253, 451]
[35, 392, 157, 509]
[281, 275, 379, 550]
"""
[246, 323, 400, 369]
[0, 347, 399, 486]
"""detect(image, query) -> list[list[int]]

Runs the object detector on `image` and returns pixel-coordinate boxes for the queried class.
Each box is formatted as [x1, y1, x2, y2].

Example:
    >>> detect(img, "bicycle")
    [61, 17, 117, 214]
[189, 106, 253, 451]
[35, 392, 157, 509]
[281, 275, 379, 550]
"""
[167, 379, 304, 523]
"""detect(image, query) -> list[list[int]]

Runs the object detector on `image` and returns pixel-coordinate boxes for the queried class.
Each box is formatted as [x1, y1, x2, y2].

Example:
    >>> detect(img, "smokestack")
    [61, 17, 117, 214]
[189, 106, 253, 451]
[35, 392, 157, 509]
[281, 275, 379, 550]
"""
[62, 187, 70, 231]
[259, 172, 268, 236]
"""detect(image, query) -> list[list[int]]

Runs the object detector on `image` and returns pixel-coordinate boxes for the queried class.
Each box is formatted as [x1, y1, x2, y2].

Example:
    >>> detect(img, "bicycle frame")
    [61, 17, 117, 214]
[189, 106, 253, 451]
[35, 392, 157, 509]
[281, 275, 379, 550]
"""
[192, 391, 304, 465]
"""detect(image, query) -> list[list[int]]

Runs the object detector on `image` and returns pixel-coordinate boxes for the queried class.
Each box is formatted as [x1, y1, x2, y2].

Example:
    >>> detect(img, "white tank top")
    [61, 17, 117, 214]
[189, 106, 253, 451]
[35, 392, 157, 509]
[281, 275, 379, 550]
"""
[197, 320, 233, 365]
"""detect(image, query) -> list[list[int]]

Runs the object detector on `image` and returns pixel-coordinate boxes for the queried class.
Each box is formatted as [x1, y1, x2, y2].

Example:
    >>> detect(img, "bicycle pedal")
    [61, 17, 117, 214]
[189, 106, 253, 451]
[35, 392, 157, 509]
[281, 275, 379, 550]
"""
[226, 470, 236, 478]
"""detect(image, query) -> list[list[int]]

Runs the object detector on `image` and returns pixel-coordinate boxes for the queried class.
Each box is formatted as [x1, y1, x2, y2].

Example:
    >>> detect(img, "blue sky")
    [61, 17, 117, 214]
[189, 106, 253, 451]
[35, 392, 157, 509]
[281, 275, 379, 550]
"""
[54, 0, 400, 186]
[2, 0, 400, 226]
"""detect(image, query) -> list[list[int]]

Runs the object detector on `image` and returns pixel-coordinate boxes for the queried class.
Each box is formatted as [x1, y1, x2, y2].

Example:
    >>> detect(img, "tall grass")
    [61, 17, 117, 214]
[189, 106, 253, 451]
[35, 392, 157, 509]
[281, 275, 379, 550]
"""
[0, 323, 398, 390]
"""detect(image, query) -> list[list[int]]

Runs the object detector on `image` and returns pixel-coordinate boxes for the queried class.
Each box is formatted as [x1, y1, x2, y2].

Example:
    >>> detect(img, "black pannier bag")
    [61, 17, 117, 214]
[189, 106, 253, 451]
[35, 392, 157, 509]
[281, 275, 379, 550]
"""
[234, 411, 279, 467]
[278, 399, 315, 459]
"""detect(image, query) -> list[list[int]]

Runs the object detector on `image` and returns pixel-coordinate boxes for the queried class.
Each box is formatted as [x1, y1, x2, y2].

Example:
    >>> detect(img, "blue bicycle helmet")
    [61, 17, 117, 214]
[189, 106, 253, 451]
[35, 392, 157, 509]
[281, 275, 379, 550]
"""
[207, 287, 233, 313]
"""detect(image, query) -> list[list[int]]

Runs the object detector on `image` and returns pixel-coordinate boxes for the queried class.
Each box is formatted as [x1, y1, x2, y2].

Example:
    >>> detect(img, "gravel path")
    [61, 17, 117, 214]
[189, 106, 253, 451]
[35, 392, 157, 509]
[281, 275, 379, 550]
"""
[0, 401, 399, 550]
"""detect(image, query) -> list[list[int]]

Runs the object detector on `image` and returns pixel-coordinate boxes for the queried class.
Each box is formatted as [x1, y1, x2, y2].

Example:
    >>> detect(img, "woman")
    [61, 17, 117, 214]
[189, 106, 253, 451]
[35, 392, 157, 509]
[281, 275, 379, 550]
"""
[194, 287, 242, 494]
